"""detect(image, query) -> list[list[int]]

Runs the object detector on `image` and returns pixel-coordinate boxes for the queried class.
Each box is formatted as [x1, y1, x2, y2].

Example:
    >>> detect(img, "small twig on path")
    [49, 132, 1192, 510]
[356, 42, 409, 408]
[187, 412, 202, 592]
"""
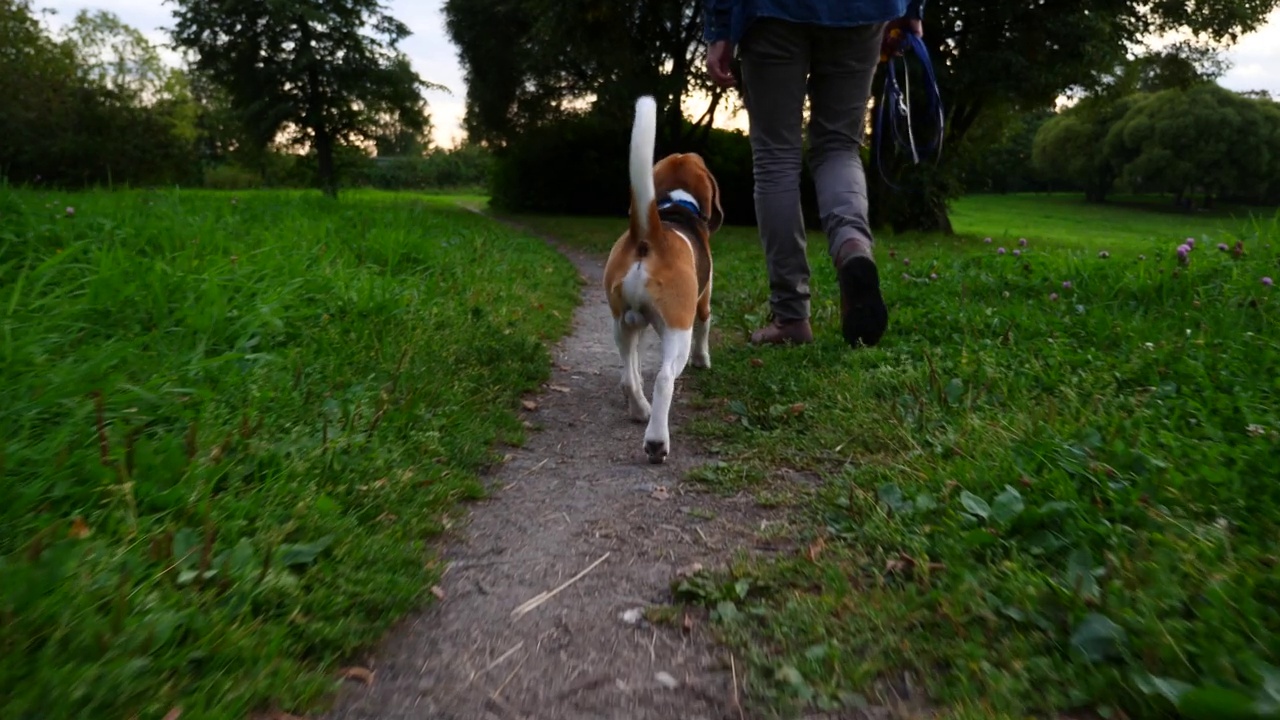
[467, 641, 525, 685]
[491, 652, 528, 701]
[731, 652, 744, 720]
[504, 457, 549, 490]
[510, 552, 611, 619]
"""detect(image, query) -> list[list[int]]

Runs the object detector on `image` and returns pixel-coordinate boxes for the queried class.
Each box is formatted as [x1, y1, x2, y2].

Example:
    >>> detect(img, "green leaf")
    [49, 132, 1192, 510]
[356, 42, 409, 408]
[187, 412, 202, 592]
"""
[1133, 671, 1194, 705]
[914, 492, 938, 512]
[1177, 687, 1263, 720]
[714, 600, 742, 623]
[172, 527, 201, 569]
[1066, 546, 1099, 600]
[776, 664, 804, 687]
[1070, 612, 1127, 663]
[945, 377, 965, 404]
[276, 535, 334, 567]
[313, 493, 341, 515]
[959, 490, 991, 520]
[878, 483, 911, 514]
[991, 485, 1025, 524]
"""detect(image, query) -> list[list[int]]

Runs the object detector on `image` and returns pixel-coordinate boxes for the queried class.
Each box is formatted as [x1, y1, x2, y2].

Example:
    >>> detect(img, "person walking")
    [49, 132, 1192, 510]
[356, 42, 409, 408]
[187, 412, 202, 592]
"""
[702, 0, 925, 348]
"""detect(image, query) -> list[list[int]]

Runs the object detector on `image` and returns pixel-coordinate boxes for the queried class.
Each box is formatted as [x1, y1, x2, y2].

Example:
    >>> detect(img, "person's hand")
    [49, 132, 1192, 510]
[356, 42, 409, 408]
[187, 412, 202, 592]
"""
[880, 18, 924, 61]
[707, 40, 736, 88]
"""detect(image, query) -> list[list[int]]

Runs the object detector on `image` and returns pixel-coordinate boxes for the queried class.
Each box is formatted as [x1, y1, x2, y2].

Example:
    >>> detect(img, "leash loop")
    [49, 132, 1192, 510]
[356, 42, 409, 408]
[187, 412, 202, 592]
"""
[873, 32, 945, 191]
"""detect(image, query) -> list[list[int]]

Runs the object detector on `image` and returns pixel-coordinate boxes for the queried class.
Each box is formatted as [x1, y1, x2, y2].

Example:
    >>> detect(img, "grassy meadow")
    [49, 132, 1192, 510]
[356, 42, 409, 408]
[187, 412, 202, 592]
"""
[0, 188, 580, 718]
[514, 194, 1280, 719]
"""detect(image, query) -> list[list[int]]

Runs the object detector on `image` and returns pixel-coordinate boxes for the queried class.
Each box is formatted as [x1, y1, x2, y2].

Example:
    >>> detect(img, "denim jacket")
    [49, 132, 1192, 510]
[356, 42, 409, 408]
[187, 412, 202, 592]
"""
[703, 0, 926, 45]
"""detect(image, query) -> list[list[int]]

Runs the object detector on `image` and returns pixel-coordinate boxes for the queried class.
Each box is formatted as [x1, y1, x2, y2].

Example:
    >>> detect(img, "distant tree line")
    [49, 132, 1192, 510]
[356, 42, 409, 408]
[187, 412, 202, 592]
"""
[1032, 84, 1280, 208]
[0, 0, 489, 195]
[444, 0, 1280, 231]
[953, 43, 1280, 209]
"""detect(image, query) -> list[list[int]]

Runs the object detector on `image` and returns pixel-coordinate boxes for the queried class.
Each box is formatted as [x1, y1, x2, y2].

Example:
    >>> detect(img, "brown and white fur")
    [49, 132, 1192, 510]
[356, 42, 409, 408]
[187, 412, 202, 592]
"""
[603, 96, 724, 464]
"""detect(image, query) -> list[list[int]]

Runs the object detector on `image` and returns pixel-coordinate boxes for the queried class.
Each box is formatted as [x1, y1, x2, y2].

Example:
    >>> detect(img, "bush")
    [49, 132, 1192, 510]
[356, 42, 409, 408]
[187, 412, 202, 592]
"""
[201, 164, 262, 190]
[489, 111, 827, 229]
[348, 145, 493, 191]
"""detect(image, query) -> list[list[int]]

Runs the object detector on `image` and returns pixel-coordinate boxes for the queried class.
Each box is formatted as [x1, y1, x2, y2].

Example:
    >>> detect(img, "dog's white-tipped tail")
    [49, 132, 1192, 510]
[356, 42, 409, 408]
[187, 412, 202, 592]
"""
[629, 96, 659, 257]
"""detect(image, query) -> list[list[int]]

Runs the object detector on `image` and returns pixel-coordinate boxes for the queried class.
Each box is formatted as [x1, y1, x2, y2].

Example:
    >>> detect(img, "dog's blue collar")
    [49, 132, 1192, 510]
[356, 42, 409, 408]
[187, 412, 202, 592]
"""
[656, 189, 701, 217]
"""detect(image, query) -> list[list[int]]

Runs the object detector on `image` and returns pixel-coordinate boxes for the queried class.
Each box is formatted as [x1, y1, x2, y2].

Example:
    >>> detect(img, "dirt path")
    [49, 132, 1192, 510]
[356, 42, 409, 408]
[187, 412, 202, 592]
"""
[322, 224, 771, 720]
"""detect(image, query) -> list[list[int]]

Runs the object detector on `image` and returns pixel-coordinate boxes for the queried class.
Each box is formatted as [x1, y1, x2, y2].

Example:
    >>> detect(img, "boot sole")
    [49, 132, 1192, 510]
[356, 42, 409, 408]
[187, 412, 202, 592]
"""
[838, 256, 888, 348]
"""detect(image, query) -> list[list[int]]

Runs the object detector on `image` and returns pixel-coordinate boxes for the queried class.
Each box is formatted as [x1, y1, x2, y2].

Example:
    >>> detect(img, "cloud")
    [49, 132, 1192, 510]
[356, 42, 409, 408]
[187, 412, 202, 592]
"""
[1218, 8, 1280, 97]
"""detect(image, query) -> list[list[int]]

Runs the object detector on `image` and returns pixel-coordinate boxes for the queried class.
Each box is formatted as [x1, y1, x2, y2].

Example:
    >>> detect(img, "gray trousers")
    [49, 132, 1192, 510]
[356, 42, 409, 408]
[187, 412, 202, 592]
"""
[739, 19, 885, 322]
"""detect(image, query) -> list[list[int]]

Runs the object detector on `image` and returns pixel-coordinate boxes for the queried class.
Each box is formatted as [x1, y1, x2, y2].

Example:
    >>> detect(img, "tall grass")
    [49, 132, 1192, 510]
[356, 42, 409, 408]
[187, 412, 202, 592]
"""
[520, 204, 1280, 718]
[0, 188, 579, 719]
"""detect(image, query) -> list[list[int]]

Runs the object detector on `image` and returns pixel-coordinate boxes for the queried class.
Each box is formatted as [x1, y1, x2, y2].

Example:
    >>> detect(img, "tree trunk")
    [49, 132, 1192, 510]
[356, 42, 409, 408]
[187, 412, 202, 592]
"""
[865, 69, 961, 235]
[315, 128, 337, 198]
[299, 17, 337, 198]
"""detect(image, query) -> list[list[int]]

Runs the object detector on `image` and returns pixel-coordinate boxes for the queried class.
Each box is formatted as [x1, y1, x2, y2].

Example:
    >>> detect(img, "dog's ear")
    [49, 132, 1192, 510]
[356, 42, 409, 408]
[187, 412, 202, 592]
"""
[705, 168, 724, 232]
[689, 154, 724, 232]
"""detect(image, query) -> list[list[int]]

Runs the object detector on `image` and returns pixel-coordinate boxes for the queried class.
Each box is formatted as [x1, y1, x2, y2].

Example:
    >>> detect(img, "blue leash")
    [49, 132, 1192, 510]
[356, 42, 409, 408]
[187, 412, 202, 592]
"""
[872, 32, 945, 190]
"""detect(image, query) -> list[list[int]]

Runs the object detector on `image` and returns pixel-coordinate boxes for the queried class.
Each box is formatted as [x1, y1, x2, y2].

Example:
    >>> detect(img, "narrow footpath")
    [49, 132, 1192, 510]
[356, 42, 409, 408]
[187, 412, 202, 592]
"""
[322, 225, 770, 720]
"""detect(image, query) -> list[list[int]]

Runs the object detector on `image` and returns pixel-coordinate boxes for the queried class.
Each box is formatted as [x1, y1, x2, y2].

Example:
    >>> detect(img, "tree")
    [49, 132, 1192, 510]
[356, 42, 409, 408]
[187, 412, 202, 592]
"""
[1032, 93, 1145, 202]
[1, 1, 198, 186]
[167, 0, 440, 196]
[869, 0, 1280, 232]
[373, 112, 435, 157]
[1103, 83, 1280, 207]
[443, 0, 722, 150]
[955, 108, 1055, 194]
[60, 9, 172, 103]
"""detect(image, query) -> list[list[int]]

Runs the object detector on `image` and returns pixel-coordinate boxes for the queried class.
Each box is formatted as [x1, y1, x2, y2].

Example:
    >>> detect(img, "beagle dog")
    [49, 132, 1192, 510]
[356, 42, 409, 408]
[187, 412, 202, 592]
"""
[603, 96, 724, 464]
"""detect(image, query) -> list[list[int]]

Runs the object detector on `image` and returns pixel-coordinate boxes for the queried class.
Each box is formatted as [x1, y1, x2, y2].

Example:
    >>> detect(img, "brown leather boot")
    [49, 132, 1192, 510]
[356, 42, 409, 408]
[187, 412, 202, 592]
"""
[749, 317, 814, 345]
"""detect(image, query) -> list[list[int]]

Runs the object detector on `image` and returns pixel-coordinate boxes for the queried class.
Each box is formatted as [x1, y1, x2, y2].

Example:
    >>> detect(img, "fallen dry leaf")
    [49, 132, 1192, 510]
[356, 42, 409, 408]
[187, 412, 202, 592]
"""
[339, 666, 375, 685]
[789, 402, 806, 415]
[162, 708, 182, 720]
[430, 585, 445, 601]
[885, 552, 917, 575]
[675, 562, 704, 579]
[806, 538, 826, 562]
[547, 384, 571, 393]
[682, 610, 694, 634]
[68, 517, 91, 539]
[651, 486, 670, 501]
[521, 399, 539, 412]
[749, 358, 764, 367]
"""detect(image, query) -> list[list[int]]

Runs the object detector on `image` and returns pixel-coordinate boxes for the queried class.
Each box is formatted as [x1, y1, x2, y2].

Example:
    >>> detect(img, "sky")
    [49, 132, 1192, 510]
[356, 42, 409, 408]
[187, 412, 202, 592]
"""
[34, 1, 1280, 149]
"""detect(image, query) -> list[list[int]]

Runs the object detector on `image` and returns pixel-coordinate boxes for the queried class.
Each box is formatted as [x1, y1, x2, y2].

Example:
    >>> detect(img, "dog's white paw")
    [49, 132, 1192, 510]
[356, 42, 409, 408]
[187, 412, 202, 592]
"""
[643, 438, 669, 464]
[691, 352, 711, 369]
[628, 399, 652, 423]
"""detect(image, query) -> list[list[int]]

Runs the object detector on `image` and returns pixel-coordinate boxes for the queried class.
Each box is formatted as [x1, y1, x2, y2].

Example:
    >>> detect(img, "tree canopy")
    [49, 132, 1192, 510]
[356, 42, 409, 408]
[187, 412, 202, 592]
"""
[1033, 83, 1280, 206]
[443, 0, 721, 148]
[869, 0, 1280, 231]
[443, 0, 1280, 229]
[168, 0, 440, 196]
[0, 0, 199, 186]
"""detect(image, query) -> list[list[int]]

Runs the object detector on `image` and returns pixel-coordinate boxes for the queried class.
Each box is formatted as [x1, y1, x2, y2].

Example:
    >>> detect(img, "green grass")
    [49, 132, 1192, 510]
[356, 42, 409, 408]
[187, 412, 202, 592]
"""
[951, 192, 1275, 252]
[515, 195, 1280, 719]
[0, 188, 580, 719]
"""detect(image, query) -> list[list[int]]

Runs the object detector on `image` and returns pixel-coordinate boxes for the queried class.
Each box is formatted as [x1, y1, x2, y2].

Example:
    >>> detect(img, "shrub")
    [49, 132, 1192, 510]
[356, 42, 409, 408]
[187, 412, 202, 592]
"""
[201, 164, 261, 190]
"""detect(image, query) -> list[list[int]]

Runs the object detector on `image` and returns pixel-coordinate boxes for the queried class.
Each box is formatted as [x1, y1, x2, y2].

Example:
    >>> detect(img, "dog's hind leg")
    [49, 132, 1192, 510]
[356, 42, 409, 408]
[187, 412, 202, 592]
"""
[615, 316, 650, 422]
[691, 281, 712, 369]
[644, 325, 692, 464]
